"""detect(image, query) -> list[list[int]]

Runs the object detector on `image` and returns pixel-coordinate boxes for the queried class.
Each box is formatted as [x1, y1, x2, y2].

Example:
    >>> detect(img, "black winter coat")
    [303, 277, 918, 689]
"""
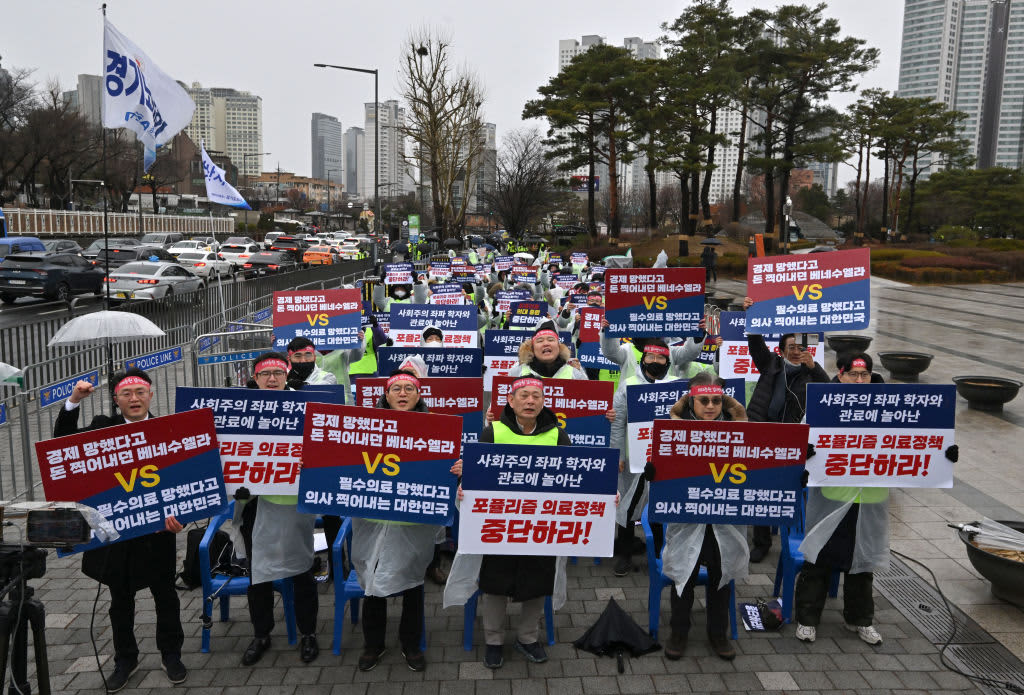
[745, 335, 829, 423]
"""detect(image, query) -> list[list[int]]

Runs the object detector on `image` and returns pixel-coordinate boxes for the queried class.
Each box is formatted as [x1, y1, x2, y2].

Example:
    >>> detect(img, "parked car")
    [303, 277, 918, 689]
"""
[176, 251, 233, 278]
[303, 245, 340, 265]
[0, 252, 105, 303]
[219, 243, 262, 268]
[81, 237, 140, 260]
[43, 239, 84, 255]
[167, 240, 210, 257]
[242, 250, 300, 278]
[95, 245, 177, 270]
[138, 232, 184, 249]
[262, 231, 285, 249]
[0, 236, 46, 261]
[105, 262, 204, 302]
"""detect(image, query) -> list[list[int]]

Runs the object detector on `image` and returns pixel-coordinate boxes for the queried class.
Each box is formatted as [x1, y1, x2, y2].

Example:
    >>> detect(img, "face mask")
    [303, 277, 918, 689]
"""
[643, 361, 670, 381]
[289, 362, 315, 380]
[393, 289, 408, 299]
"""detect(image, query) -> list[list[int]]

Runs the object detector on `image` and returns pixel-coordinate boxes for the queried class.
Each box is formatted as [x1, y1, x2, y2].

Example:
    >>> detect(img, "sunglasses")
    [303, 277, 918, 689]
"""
[696, 397, 723, 406]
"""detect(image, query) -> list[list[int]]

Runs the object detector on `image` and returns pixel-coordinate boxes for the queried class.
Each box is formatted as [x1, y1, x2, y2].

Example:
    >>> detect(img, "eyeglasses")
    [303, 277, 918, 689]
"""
[845, 371, 872, 381]
[696, 397, 723, 406]
[255, 370, 287, 379]
[388, 384, 418, 394]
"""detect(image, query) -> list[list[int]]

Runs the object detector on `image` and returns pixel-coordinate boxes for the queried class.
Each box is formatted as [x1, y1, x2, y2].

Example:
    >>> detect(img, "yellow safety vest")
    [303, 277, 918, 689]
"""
[349, 329, 378, 376]
[821, 487, 889, 504]
[493, 420, 560, 446]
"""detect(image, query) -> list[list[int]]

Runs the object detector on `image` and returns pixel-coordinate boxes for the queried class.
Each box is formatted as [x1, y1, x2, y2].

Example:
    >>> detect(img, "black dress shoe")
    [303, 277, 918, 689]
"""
[749, 545, 769, 563]
[242, 636, 271, 666]
[300, 634, 319, 663]
[105, 660, 139, 693]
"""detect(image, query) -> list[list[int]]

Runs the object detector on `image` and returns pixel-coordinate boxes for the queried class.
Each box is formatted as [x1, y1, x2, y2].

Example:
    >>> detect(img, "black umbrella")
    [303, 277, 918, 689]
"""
[700, 238, 723, 245]
[573, 598, 660, 673]
[524, 235, 548, 244]
[443, 238, 463, 248]
[424, 234, 441, 243]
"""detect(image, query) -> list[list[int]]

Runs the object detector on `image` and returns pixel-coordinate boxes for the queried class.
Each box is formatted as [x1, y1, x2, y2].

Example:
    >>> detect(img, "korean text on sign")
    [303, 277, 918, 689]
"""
[746, 247, 870, 332]
[36, 408, 227, 553]
[604, 268, 705, 338]
[272, 289, 362, 350]
[355, 377, 484, 444]
[384, 262, 415, 285]
[389, 304, 479, 348]
[490, 377, 613, 448]
[298, 403, 463, 524]
[376, 347, 483, 378]
[174, 386, 344, 495]
[649, 419, 808, 526]
[806, 383, 956, 488]
[482, 330, 573, 391]
[459, 443, 618, 556]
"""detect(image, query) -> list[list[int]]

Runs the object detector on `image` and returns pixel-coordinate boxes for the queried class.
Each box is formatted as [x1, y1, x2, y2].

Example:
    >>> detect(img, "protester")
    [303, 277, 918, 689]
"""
[286, 336, 338, 386]
[354, 370, 462, 672]
[54, 368, 186, 691]
[742, 296, 830, 562]
[656, 371, 748, 660]
[508, 321, 587, 380]
[421, 325, 444, 346]
[239, 352, 319, 666]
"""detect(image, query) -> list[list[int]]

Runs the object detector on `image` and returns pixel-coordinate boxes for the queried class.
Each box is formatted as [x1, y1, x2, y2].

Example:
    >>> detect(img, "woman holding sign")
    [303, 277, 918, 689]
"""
[657, 371, 749, 661]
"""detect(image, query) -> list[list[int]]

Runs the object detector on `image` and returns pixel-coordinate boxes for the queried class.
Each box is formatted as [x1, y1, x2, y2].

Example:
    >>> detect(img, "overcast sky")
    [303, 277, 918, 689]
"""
[6, 0, 902, 186]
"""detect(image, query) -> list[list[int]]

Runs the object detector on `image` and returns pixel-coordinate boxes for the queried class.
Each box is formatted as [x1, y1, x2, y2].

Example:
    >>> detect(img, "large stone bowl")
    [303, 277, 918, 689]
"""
[952, 376, 1022, 412]
[826, 334, 873, 354]
[878, 351, 934, 382]
[958, 520, 1024, 609]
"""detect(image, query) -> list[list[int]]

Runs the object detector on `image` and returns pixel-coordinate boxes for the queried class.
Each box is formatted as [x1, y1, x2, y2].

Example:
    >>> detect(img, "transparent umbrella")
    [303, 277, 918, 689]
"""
[0, 362, 23, 386]
[47, 311, 165, 348]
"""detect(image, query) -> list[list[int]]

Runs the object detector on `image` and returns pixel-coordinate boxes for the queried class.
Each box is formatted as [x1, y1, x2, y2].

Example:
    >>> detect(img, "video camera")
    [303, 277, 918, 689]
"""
[794, 332, 819, 349]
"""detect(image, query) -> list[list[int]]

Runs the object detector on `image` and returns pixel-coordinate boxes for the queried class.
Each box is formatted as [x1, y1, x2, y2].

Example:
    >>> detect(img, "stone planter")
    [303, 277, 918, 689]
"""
[952, 376, 1022, 412]
[826, 334, 873, 354]
[878, 352, 934, 382]
[958, 520, 1024, 609]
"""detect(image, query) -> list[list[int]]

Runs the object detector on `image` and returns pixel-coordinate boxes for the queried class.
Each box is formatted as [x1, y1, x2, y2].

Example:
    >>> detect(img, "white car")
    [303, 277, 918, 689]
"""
[337, 241, 361, 259]
[219, 243, 262, 268]
[167, 240, 210, 257]
[176, 251, 233, 278]
[105, 262, 204, 301]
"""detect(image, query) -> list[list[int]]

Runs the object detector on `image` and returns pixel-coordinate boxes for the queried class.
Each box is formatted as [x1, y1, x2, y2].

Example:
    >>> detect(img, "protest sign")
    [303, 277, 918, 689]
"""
[604, 268, 704, 338]
[578, 307, 603, 343]
[430, 261, 451, 279]
[36, 409, 226, 552]
[495, 255, 514, 272]
[625, 378, 745, 473]
[578, 342, 621, 371]
[175, 387, 343, 495]
[495, 289, 531, 314]
[389, 304, 479, 347]
[806, 383, 956, 488]
[481, 330, 573, 391]
[384, 262, 415, 285]
[717, 311, 823, 380]
[571, 252, 588, 267]
[508, 300, 551, 329]
[376, 346, 483, 378]
[356, 377, 484, 444]
[298, 403, 462, 524]
[489, 377, 613, 447]
[649, 419, 808, 526]
[272, 289, 361, 350]
[428, 283, 467, 305]
[695, 335, 721, 365]
[458, 442, 618, 556]
[512, 265, 538, 284]
[554, 274, 579, 291]
[747, 248, 870, 332]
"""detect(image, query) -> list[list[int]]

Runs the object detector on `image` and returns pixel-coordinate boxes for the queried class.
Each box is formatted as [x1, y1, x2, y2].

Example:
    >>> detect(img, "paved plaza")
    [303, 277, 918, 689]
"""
[17, 277, 1024, 695]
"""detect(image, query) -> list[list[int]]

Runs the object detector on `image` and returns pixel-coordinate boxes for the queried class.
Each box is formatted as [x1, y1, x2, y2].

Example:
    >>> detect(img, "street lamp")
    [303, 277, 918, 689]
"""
[326, 168, 341, 231]
[242, 151, 271, 201]
[315, 61, 379, 263]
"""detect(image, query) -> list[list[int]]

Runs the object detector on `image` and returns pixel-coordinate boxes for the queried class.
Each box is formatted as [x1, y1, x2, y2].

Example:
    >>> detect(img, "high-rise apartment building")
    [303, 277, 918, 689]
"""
[558, 35, 606, 70]
[184, 83, 264, 178]
[344, 127, 364, 199]
[362, 100, 407, 198]
[311, 113, 343, 183]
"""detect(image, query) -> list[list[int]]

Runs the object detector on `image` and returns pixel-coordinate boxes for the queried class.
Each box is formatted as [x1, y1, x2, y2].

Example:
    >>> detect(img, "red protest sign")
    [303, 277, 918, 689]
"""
[489, 376, 612, 421]
[579, 307, 603, 343]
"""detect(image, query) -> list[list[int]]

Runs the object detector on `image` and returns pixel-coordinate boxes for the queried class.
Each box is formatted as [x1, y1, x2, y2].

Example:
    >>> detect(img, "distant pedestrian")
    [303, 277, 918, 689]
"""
[701, 245, 718, 283]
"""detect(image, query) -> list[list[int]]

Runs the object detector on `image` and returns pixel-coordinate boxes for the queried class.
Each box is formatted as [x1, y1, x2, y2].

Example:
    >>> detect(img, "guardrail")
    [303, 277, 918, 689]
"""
[3, 208, 233, 236]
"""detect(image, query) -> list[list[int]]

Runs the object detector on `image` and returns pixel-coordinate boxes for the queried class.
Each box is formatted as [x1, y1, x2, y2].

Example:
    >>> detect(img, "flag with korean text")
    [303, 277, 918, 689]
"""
[201, 141, 250, 209]
[298, 403, 462, 524]
[355, 377, 484, 444]
[806, 383, 956, 488]
[604, 268, 704, 338]
[272, 289, 361, 350]
[458, 443, 618, 556]
[490, 377, 613, 448]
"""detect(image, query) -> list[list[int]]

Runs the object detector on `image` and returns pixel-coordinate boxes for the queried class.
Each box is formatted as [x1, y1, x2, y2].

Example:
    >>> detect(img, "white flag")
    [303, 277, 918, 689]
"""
[102, 19, 195, 172]
[201, 141, 251, 209]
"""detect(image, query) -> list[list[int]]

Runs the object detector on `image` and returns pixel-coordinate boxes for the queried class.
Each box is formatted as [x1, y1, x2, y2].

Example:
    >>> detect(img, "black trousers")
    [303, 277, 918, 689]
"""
[361, 585, 424, 652]
[794, 561, 874, 627]
[322, 514, 343, 579]
[669, 526, 730, 639]
[108, 573, 183, 666]
[616, 476, 662, 556]
[241, 498, 319, 638]
[752, 525, 772, 551]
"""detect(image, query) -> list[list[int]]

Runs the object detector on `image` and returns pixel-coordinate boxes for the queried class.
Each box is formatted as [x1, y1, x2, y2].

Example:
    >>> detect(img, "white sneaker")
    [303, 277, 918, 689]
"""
[795, 623, 816, 643]
[845, 623, 882, 645]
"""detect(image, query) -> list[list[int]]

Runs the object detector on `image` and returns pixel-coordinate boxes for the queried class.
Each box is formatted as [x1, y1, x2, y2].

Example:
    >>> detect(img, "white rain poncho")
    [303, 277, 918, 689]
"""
[442, 553, 569, 611]
[351, 519, 441, 597]
[250, 499, 316, 585]
[798, 488, 891, 574]
[661, 523, 749, 593]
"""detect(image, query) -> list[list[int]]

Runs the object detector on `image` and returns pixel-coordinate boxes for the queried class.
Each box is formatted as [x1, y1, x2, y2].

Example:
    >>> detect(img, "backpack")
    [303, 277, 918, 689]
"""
[176, 525, 237, 590]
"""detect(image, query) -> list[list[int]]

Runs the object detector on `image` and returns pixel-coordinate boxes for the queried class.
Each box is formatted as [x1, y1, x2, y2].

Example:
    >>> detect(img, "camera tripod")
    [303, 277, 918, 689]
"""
[0, 572, 50, 695]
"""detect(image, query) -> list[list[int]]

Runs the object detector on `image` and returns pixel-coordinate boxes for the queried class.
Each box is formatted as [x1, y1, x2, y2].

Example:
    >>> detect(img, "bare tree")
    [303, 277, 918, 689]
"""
[482, 128, 563, 237]
[399, 28, 487, 238]
[0, 63, 37, 204]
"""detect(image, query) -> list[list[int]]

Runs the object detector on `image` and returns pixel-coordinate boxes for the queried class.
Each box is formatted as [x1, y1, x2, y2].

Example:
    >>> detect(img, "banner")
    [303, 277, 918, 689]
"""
[298, 403, 462, 524]
[604, 268, 704, 338]
[430, 261, 451, 279]
[428, 283, 466, 305]
[102, 19, 195, 171]
[554, 274, 579, 291]
[489, 377, 613, 447]
[625, 378, 745, 473]
[272, 289, 361, 350]
[512, 265, 538, 284]
[495, 289, 530, 314]
[201, 141, 250, 209]
[35, 409, 226, 552]
[389, 304, 479, 347]
[356, 377, 484, 444]
[495, 256, 514, 272]
[174, 387, 344, 495]
[718, 311, 823, 381]
[806, 383, 956, 488]
[649, 419, 808, 526]
[747, 248, 870, 332]
[508, 300, 550, 329]
[571, 252, 588, 267]
[458, 442, 618, 556]
[481, 330, 573, 391]
[384, 262, 414, 285]
[376, 346, 482, 378]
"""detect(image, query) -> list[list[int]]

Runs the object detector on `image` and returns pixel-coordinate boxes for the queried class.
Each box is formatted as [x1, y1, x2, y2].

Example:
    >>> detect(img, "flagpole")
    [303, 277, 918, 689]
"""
[101, 3, 111, 315]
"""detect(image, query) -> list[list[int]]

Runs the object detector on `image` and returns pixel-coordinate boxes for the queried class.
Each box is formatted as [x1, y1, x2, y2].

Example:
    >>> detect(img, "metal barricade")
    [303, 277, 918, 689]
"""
[192, 329, 274, 389]
[121, 342, 193, 417]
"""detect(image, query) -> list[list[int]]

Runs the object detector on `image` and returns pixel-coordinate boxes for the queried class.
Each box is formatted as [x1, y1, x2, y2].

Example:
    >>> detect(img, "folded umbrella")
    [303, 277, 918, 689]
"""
[573, 598, 660, 673]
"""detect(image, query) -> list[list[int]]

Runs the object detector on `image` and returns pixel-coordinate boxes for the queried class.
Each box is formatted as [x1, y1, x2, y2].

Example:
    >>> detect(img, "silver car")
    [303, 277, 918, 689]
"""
[176, 251, 233, 278]
[105, 261, 204, 302]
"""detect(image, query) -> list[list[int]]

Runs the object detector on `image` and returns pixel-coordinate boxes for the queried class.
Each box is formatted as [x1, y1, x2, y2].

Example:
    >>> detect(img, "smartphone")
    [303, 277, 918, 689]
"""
[795, 333, 820, 348]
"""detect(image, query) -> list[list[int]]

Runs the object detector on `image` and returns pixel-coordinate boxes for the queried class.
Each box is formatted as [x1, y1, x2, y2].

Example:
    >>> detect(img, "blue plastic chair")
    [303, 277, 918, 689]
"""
[772, 490, 839, 623]
[330, 518, 427, 655]
[462, 589, 555, 651]
[198, 501, 296, 653]
[640, 505, 738, 641]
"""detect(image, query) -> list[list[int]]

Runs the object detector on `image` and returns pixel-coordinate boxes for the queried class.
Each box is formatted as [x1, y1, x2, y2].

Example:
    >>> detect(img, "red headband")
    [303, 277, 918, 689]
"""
[643, 344, 670, 356]
[386, 373, 420, 391]
[255, 359, 288, 374]
[115, 376, 150, 393]
[534, 329, 558, 341]
[851, 358, 868, 369]
[691, 385, 724, 396]
[509, 377, 544, 395]
[288, 346, 316, 356]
